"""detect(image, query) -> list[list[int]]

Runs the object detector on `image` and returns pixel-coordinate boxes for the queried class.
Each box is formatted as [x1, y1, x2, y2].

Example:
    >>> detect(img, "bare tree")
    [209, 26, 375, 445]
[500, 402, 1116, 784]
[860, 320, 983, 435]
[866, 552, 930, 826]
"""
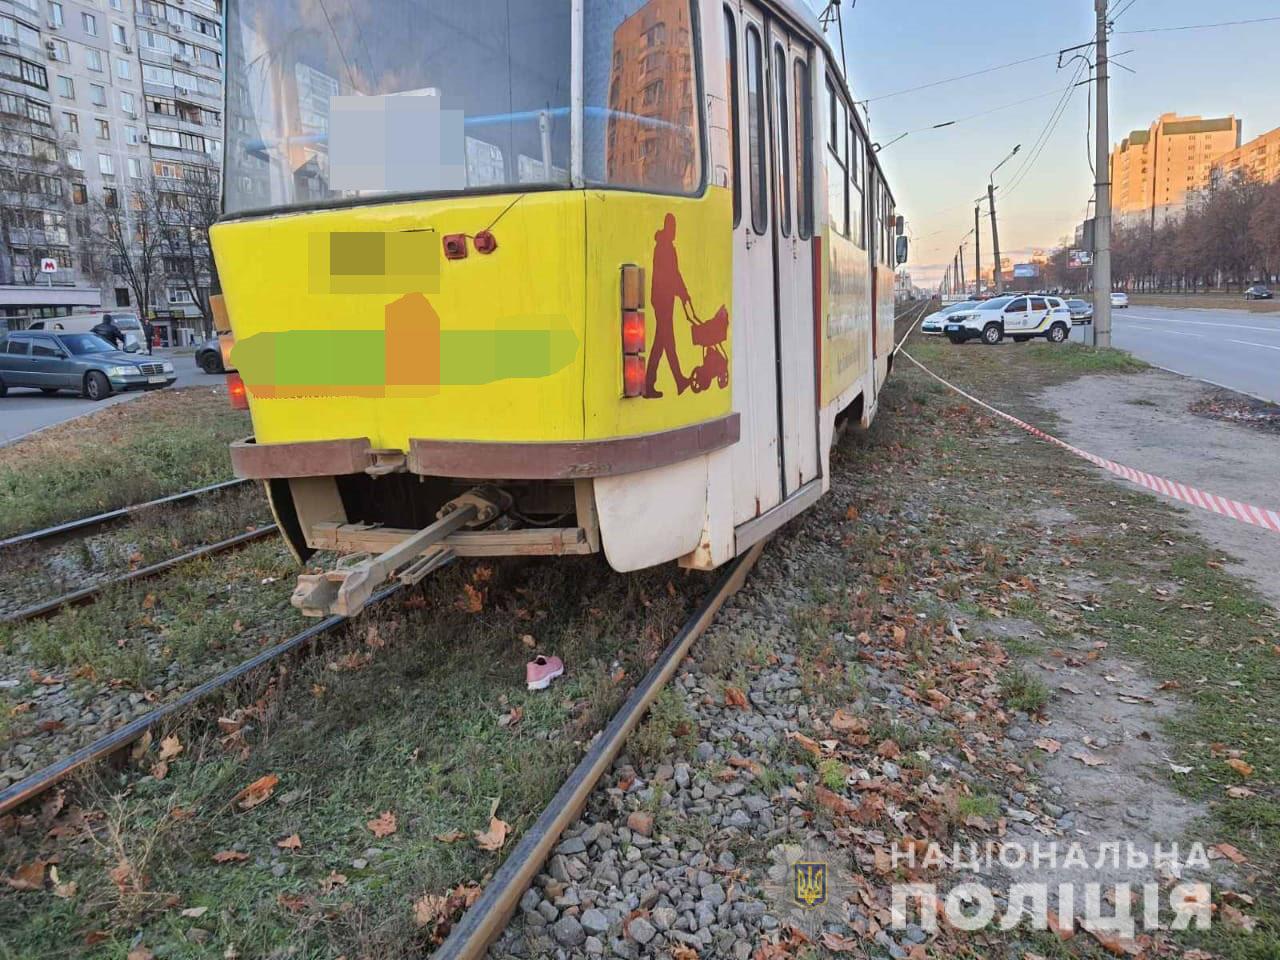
[0, 114, 82, 288]
[156, 165, 221, 337]
[88, 177, 165, 316]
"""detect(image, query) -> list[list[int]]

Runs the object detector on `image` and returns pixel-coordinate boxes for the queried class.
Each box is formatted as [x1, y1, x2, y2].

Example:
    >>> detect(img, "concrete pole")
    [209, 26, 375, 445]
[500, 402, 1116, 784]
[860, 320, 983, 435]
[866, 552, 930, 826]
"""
[974, 205, 982, 297]
[988, 183, 1003, 294]
[1092, 0, 1113, 347]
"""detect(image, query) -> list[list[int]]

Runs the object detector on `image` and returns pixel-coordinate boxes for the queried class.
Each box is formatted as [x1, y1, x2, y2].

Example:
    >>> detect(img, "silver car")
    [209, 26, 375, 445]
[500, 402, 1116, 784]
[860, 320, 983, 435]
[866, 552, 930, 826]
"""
[920, 300, 980, 334]
[0, 331, 175, 401]
[1065, 298, 1093, 324]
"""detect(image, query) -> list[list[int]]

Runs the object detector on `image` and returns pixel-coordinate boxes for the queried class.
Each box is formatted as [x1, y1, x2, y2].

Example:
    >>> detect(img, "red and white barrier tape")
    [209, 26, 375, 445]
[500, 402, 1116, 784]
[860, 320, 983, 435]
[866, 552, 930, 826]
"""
[899, 349, 1280, 535]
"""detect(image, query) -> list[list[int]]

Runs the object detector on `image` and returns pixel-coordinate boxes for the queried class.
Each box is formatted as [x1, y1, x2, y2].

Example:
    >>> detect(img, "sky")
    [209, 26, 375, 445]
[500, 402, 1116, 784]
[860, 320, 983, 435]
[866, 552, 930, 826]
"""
[813, 0, 1280, 289]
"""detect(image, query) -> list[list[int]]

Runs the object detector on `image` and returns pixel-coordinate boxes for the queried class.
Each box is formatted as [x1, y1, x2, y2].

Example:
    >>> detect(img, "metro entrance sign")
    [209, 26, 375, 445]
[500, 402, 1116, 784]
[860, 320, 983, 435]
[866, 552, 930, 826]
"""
[39, 258, 58, 273]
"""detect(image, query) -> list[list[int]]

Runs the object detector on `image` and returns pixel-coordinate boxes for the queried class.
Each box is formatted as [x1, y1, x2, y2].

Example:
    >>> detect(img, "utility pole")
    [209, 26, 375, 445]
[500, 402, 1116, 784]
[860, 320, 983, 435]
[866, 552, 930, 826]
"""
[974, 205, 982, 297]
[988, 183, 1004, 294]
[958, 245, 966, 295]
[1092, 0, 1113, 347]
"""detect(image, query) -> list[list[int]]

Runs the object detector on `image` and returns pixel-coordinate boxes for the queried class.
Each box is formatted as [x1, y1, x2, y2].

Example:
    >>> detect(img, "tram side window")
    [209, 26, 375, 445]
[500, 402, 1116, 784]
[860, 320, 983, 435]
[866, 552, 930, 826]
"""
[773, 43, 791, 237]
[745, 24, 767, 233]
[586, 0, 704, 195]
[849, 125, 864, 248]
[824, 73, 848, 237]
[724, 7, 740, 226]
[794, 59, 812, 239]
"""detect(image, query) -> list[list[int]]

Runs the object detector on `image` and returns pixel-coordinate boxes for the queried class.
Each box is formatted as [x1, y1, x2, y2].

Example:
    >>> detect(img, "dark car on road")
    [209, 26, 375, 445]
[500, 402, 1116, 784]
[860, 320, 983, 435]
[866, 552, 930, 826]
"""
[1065, 298, 1094, 323]
[195, 335, 227, 374]
[0, 331, 175, 400]
[1245, 285, 1273, 300]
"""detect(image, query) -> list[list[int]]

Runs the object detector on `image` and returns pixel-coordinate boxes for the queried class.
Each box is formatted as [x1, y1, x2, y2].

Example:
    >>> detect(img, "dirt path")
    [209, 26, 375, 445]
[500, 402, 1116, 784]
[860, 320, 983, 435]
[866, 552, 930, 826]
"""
[1039, 370, 1280, 607]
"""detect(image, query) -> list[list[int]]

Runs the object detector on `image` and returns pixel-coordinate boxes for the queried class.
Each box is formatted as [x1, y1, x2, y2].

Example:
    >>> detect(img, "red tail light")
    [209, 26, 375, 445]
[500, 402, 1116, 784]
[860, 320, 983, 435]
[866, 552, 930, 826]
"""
[623, 354, 645, 398]
[622, 310, 646, 354]
[226, 371, 249, 410]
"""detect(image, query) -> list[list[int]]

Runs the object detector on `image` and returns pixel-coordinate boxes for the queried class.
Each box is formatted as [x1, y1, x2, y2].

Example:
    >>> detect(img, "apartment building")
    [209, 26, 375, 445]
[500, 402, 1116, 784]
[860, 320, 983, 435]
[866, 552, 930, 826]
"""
[1210, 124, 1280, 187]
[1109, 112, 1242, 229]
[0, 0, 222, 341]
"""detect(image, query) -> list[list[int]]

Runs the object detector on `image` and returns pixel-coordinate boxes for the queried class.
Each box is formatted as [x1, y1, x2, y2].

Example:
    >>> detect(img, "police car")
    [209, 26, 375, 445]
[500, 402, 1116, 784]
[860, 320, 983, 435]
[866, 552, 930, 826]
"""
[943, 295, 1073, 345]
[920, 300, 980, 335]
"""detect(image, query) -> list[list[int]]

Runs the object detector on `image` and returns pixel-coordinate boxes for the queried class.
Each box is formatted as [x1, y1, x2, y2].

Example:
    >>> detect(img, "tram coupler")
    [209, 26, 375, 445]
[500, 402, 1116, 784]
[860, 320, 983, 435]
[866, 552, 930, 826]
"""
[289, 486, 510, 618]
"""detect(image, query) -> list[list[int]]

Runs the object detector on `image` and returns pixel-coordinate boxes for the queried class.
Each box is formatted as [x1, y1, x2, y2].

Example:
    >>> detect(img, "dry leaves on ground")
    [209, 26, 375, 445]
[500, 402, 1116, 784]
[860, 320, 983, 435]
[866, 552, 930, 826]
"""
[724, 686, 749, 710]
[366, 811, 398, 838]
[1225, 757, 1254, 778]
[276, 834, 302, 851]
[212, 850, 249, 864]
[158, 735, 183, 761]
[5, 859, 46, 891]
[474, 816, 509, 851]
[234, 774, 279, 810]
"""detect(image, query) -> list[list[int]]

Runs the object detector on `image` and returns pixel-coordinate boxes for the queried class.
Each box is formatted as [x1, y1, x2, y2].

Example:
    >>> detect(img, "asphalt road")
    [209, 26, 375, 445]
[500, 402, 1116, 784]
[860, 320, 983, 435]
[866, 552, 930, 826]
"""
[0, 350, 213, 446]
[1101, 306, 1280, 403]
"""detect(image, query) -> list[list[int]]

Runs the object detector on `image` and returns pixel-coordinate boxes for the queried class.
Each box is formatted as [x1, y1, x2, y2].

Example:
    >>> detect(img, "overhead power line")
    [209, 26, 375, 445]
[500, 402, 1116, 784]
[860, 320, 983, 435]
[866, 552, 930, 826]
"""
[1116, 15, 1280, 34]
[861, 50, 1061, 103]
[1001, 52, 1092, 199]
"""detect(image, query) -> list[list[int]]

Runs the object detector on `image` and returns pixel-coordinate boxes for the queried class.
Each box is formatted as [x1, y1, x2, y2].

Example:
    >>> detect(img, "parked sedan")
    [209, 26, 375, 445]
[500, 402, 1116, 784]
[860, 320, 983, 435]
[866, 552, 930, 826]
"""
[1245, 285, 1273, 300]
[196, 336, 226, 374]
[0, 331, 175, 401]
[1110, 291, 1129, 308]
[920, 300, 980, 334]
[1065, 298, 1093, 324]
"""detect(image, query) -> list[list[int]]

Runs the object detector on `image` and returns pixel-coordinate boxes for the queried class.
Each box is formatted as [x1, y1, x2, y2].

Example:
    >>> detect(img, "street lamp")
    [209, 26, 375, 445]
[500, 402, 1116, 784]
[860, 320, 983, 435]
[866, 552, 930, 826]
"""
[986, 144, 1020, 293]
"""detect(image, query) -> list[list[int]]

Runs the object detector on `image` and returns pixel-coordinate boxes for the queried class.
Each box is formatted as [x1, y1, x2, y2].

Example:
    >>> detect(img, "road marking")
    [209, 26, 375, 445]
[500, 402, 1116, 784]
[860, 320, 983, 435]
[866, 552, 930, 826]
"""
[1123, 313, 1280, 334]
[1227, 338, 1280, 352]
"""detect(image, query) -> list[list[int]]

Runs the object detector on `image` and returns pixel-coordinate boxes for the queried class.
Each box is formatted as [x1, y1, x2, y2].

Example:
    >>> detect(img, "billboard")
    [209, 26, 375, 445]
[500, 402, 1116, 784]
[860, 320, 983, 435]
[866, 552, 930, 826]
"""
[1012, 263, 1040, 279]
[1069, 249, 1093, 267]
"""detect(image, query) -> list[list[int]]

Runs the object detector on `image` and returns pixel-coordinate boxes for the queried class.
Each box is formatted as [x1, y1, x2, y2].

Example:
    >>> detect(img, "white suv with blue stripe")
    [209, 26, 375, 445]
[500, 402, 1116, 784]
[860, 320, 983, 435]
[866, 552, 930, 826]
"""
[944, 295, 1073, 345]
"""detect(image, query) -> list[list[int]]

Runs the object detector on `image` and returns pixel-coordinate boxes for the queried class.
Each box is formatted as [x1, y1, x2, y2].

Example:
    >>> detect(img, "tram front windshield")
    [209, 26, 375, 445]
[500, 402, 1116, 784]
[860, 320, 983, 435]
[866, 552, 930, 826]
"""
[223, 0, 703, 216]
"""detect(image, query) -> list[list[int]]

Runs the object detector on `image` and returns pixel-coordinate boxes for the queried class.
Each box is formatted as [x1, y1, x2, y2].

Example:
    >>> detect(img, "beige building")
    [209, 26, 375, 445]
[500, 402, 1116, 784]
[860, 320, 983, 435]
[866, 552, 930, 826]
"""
[1211, 125, 1280, 186]
[1110, 113, 1242, 228]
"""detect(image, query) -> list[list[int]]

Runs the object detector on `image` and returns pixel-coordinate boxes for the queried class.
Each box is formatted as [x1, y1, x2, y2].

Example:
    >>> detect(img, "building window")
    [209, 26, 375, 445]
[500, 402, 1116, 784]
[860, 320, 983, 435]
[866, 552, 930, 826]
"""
[82, 12, 97, 36]
[72, 182, 87, 204]
[85, 48, 103, 72]
[26, 99, 50, 124]
[48, 38, 68, 62]
[111, 23, 127, 45]
[125, 124, 138, 145]
[120, 91, 134, 115]
[90, 83, 106, 106]
[67, 148, 82, 169]
[116, 57, 131, 80]
[62, 111, 78, 133]
[103, 186, 118, 208]
[57, 75, 74, 99]
[128, 156, 142, 178]
[98, 153, 113, 175]
[49, 2, 64, 27]
[96, 118, 109, 139]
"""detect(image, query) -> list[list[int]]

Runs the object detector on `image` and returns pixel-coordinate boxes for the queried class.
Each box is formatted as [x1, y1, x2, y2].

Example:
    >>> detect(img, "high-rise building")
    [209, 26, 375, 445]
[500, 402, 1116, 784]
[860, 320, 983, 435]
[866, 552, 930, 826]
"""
[0, 0, 223, 343]
[1109, 113, 1242, 228]
[1210, 125, 1280, 187]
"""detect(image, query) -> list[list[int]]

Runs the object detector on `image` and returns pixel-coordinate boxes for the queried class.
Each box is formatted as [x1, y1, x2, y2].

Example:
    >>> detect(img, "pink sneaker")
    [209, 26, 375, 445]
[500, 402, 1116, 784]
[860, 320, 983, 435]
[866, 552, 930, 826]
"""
[526, 655, 564, 691]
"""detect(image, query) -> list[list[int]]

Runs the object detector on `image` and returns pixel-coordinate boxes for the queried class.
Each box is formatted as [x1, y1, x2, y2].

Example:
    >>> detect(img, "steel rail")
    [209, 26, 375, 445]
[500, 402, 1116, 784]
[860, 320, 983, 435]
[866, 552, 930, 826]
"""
[2, 525, 279, 625]
[0, 477, 251, 551]
[433, 541, 765, 960]
[0, 583, 404, 816]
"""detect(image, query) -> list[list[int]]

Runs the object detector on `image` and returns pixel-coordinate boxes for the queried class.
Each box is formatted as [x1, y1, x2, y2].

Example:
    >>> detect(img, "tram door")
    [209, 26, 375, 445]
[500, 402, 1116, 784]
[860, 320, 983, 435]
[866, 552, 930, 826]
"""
[725, 3, 818, 526]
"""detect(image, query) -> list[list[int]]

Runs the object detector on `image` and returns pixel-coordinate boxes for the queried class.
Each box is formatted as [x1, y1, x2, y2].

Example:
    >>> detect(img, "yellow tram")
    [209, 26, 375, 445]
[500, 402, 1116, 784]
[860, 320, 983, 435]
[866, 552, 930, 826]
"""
[211, 0, 907, 616]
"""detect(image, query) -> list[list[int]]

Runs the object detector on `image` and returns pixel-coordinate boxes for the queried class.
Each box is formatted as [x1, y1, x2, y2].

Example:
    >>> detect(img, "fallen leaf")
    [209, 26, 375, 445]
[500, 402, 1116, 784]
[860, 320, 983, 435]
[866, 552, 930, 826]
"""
[460, 583, 484, 613]
[520, 634, 536, 648]
[830, 708, 868, 734]
[474, 816, 509, 851]
[1225, 758, 1254, 778]
[434, 829, 466, 843]
[5, 859, 46, 891]
[724, 686, 749, 710]
[787, 732, 822, 757]
[672, 946, 700, 960]
[413, 892, 449, 928]
[127, 949, 154, 960]
[498, 706, 523, 728]
[276, 834, 302, 851]
[142, 593, 157, 610]
[52, 878, 77, 899]
[876, 739, 901, 759]
[1034, 737, 1062, 754]
[212, 851, 249, 864]
[814, 786, 857, 818]
[158, 735, 183, 761]
[319, 871, 348, 892]
[367, 811, 398, 838]
[1226, 785, 1255, 799]
[821, 931, 861, 953]
[151, 760, 169, 781]
[277, 892, 310, 913]
[180, 906, 209, 918]
[1213, 843, 1247, 865]
[83, 931, 110, 946]
[1219, 903, 1257, 932]
[1071, 750, 1109, 768]
[234, 774, 279, 810]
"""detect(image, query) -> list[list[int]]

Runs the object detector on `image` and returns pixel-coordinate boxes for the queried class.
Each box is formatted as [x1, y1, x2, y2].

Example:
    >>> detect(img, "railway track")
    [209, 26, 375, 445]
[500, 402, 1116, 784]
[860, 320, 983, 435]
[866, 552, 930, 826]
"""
[0, 478, 274, 625]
